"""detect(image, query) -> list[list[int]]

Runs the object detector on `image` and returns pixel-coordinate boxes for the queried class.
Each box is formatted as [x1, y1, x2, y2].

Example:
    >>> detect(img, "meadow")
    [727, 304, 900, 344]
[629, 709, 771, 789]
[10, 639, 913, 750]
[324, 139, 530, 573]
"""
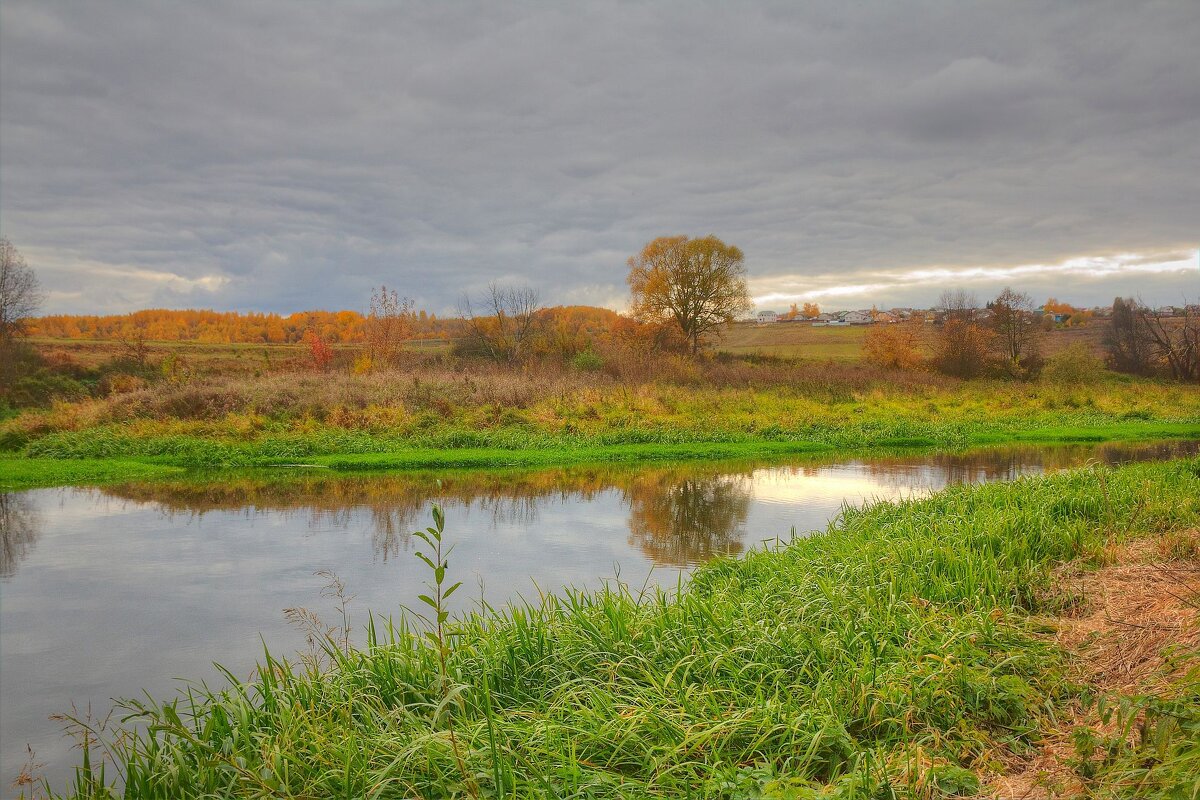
[716, 321, 1106, 362]
[3, 330, 1200, 490]
[39, 457, 1200, 798]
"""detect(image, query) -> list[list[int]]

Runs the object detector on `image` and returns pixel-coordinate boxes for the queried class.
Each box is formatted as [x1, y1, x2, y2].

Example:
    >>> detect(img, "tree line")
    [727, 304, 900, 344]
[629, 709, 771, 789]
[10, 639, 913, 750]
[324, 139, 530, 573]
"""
[3, 233, 1197, 384]
[863, 286, 1199, 382]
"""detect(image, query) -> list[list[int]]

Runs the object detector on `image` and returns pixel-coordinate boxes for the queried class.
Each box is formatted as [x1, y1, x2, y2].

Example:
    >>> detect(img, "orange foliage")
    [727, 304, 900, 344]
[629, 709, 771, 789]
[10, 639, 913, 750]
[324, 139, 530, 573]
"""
[1043, 298, 1076, 316]
[1043, 298, 1094, 327]
[801, 302, 820, 319]
[533, 305, 626, 359]
[304, 330, 334, 371]
[862, 318, 925, 370]
[30, 308, 460, 344]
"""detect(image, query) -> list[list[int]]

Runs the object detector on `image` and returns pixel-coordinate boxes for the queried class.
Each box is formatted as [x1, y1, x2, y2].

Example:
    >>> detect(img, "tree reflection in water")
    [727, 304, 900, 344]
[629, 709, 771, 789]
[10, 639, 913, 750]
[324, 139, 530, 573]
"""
[0, 492, 41, 578]
[85, 439, 1200, 571]
[96, 464, 757, 567]
[625, 472, 752, 566]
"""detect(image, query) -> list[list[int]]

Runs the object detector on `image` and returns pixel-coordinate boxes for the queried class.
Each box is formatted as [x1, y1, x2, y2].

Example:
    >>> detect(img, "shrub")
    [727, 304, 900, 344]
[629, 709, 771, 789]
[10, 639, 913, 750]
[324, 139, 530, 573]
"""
[305, 331, 334, 371]
[7, 372, 91, 407]
[351, 353, 374, 375]
[862, 319, 925, 370]
[934, 320, 994, 379]
[1043, 343, 1106, 385]
[571, 349, 604, 372]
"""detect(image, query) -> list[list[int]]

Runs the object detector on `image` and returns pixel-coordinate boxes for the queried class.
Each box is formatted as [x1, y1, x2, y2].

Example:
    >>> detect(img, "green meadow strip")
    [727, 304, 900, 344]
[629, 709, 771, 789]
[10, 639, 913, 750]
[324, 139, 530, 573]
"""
[0, 457, 183, 491]
[5, 420, 1200, 489]
[44, 458, 1200, 799]
[312, 440, 830, 472]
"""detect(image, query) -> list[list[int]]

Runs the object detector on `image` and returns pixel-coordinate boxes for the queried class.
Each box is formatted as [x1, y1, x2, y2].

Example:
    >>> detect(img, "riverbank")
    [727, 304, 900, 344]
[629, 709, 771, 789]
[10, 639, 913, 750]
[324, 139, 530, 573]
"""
[5, 366, 1199, 489]
[37, 457, 1200, 798]
[4, 419, 1200, 491]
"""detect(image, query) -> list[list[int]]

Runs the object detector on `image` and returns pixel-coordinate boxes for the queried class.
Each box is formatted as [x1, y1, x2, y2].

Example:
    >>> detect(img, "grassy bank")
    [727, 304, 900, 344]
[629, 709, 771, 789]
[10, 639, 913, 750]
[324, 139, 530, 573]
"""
[0, 458, 185, 491]
[42, 458, 1200, 798]
[5, 419, 1200, 491]
[4, 363, 1198, 488]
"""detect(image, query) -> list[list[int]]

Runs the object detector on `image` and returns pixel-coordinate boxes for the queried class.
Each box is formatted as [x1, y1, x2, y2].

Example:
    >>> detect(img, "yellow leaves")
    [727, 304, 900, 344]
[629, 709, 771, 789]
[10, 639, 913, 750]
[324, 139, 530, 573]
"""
[626, 235, 752, 352]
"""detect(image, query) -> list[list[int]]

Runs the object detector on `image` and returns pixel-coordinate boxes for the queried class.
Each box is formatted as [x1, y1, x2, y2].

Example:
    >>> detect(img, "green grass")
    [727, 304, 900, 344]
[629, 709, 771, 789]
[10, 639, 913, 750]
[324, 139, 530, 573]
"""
[6, 420, 1200, 489]
[0, 457, 183, 490]
[44, 458, 1200, 798]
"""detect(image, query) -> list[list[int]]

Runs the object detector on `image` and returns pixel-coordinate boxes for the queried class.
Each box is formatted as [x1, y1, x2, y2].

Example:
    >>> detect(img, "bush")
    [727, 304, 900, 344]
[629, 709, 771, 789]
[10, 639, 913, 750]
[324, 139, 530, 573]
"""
[934, 320, 994, 378]
[351, 353, 374, 375]
[7, 372, 91, 407]
[1043, 343, 1106, 384]
[571, 349, 604, 372]
[862, 320, 925, 370]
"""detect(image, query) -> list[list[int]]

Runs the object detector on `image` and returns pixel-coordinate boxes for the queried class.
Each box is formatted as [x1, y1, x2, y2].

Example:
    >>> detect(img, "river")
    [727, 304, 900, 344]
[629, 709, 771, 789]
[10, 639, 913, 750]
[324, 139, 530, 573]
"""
[2, 439, 1197, 790]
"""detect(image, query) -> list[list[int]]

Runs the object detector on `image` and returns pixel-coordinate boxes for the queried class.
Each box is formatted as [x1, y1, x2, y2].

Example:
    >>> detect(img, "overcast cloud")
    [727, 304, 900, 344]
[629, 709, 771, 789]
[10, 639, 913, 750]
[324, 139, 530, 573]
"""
[1, 0, 1197, 315]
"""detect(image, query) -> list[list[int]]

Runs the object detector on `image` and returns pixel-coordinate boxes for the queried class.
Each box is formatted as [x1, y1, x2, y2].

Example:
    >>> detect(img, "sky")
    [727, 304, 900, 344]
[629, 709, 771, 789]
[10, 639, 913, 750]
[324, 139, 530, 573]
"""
[1, 1, 1197, 316]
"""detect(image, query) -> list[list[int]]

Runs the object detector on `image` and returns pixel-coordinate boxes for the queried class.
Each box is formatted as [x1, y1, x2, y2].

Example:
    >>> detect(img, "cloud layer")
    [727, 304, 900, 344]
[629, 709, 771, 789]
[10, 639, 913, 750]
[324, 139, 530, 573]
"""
[2, 1, 1197, 314]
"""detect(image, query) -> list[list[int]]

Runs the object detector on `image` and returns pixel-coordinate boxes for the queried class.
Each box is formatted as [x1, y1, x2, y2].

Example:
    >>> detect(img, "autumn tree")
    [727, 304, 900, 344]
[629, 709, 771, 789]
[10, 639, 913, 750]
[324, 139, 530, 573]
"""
[366, 286, 415, 365]
[0, 237, 41, 344]
[534, 305, 625, 361]
[1043, 298, 1075, 316]
[934, 318, 993, 378]
[938, 288, 978, 322]
[989, 287, 1042, 376]
[801, 302, 820, 319]
[1140, 305, 1199, 382]
[930, 289, 992, 377]
[862, 317, 925, 370]
[305, 330, 334, 371]
[1104, 297, 1154, 376]
[627, 235, 752, 354]
[459, 283, 543, 363]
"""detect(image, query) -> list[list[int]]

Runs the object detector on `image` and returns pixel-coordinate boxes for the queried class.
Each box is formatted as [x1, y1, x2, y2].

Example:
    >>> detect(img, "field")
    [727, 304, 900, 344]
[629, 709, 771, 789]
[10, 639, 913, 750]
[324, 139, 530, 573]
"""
[39, 458, 1200, 798]
[26, 336, 454, 376]
[715, 321, 1107, 362]
[4, 362, 1200, 490]
[26, 321, 1106, 374]
[4, 326, 1200, 490]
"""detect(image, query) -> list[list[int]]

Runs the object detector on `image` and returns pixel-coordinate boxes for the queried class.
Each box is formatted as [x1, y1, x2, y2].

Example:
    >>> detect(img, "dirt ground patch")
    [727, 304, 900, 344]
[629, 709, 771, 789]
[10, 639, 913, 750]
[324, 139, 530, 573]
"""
[987, 532, 1200, 799]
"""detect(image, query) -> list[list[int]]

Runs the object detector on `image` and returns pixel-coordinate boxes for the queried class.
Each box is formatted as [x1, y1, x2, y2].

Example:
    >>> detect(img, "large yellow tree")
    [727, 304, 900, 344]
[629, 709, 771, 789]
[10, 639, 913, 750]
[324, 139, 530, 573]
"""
[626, 235, 752, 354]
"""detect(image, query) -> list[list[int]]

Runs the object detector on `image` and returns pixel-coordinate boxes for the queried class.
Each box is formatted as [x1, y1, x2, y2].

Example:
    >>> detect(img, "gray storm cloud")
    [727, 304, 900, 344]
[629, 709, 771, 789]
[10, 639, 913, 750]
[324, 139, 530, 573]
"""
[1, 0, 1197, 314]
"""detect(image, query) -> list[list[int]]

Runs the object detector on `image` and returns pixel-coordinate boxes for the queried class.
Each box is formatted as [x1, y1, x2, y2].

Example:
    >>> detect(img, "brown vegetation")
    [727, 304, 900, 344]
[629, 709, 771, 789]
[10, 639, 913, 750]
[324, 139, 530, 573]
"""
[0, 237, 41, 344]
[1105, 298, 1200, 381]
[7, 354, 952, 432]
[989, 532, 1200, 799]
[933, 317, 995, 378]
[862, 317, 925, 370]
[365, 286, 416, 365]
[990, 287, 1043, 376]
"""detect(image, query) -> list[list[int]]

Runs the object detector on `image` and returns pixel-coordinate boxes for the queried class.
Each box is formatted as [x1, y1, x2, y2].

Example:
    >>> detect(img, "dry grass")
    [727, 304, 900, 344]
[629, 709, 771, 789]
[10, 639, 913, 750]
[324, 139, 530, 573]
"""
[716, 321, 1108, 363]
[988, 531, 1200, 799]
[717, 322, 872, 361]
[9, 354, 953, 429]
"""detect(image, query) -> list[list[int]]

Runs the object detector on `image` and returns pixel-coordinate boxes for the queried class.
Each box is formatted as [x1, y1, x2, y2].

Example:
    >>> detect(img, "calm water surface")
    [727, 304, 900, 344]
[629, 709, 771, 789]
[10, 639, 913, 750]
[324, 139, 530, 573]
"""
[2, 440, 1198, 789]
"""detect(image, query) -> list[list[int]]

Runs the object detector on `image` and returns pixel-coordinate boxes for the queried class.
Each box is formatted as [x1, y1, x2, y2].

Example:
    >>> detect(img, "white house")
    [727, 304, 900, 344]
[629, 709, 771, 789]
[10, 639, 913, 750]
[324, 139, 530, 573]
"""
[756, 310, 778, 324]
[842, 310, 873, 325]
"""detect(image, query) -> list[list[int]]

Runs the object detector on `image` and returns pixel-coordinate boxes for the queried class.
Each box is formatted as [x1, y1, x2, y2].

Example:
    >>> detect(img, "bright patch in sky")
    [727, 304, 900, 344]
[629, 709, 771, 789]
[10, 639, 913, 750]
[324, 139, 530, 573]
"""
[752, 250, 1199, 309]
